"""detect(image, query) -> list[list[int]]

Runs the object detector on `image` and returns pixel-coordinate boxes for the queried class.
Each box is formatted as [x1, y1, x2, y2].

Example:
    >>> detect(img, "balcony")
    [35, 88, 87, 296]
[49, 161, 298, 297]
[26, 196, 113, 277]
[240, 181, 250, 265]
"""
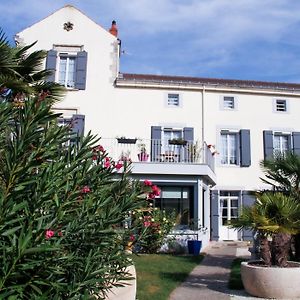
[99, 138, 215, 172]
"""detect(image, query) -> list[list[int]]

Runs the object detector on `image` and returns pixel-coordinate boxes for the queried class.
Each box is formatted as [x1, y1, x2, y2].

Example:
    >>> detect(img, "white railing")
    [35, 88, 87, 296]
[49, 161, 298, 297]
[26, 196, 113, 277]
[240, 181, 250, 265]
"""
[99, 138, 215, 171]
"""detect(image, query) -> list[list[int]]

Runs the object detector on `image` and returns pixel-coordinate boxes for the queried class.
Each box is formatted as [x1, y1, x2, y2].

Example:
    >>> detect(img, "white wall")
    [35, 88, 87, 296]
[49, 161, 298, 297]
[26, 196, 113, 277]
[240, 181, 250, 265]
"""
[204, 90, 300, 190]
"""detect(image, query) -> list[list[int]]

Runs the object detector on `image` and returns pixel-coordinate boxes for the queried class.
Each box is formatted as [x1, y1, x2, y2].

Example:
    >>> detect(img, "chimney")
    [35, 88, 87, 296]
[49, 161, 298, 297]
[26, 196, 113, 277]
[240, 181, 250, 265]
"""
[109, 20, 118, 37]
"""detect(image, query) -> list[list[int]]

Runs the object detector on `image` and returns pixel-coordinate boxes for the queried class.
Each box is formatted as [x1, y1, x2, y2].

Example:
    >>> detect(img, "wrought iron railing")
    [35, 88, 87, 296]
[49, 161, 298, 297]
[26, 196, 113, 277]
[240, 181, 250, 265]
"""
[99, 138, 215, 171]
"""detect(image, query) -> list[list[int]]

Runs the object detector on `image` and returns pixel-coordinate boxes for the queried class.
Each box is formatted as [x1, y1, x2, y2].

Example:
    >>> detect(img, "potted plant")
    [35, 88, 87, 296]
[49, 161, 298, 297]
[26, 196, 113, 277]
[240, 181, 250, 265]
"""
[231, 191, 300, 299]
[137, 142, 149, 162]
[187, 219, 206, 255]
[168, 138, 187, 146]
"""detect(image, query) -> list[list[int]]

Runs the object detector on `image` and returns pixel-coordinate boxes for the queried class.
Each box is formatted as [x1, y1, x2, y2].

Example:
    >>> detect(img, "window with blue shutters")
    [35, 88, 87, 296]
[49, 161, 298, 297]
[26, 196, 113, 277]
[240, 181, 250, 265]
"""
[263, 130, 300, 159]
[46, 47, 88, 90]
[220, 129, 251, 167]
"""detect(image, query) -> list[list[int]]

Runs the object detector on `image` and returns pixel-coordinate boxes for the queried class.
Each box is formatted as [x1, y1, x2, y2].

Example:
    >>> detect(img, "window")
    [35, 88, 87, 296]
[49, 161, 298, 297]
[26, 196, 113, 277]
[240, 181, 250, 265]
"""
[219, 129, 251, 167]
[273, 134, 289, 155]
[167, 93, 180, 107]
[223, 96, 235, 109]
[154, 186, 193, 226]
[220, 132, 238, 165]
[275, 99, 287, 112]
[46, 48, 88, 90]
[263, 130, 300, 160]
[58, 54, 76, 88]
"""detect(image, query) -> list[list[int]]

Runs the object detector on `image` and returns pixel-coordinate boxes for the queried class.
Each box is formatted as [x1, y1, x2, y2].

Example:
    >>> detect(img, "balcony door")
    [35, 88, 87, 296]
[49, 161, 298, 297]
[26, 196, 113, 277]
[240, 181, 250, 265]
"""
[162, 129, 182, 161]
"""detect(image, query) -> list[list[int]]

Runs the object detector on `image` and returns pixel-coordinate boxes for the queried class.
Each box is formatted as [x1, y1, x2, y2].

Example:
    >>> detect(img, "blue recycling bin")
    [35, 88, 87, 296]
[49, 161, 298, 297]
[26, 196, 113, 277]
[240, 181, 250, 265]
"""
[187, 240, 202, 255]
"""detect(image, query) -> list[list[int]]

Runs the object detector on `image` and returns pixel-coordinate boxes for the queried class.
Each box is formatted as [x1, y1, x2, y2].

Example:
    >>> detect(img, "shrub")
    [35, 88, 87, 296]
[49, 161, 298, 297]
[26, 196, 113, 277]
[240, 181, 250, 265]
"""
[129, 182, 176, 253]
[0, 94, 147, 299]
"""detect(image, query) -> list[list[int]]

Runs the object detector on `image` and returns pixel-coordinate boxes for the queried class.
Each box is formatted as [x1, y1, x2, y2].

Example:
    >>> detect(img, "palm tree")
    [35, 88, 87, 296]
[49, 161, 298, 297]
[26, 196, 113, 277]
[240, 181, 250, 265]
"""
[233, 192, 300, 267]
[261, 152, 300, 260]
[0, 29, 64, 102]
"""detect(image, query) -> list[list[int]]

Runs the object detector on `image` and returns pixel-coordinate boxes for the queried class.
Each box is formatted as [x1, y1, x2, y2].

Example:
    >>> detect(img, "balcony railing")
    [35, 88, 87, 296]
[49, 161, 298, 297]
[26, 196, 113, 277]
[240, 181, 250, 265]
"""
[99, 138, 215, 171]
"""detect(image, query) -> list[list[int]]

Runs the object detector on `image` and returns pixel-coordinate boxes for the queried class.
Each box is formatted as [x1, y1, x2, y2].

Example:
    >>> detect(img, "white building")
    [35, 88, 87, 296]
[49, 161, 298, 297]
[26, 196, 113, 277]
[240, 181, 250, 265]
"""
[16, 5, 300, 248]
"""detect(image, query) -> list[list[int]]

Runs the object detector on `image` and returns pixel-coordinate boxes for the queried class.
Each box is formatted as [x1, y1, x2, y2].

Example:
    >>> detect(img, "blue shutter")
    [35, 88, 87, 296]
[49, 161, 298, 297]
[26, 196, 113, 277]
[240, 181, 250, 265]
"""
[241, 192, 255, 241]
[183, 127, 194, 162]
[292, 132, 300, 156]
[45, 50, 57, 82]
[211, 190, 219, 241]
[240, 129, 251, 167]
[71, 114, 85, 138]
[263, 130, 273, 160]
[151, 126, 161, 162]
[75, 51, 88, 90]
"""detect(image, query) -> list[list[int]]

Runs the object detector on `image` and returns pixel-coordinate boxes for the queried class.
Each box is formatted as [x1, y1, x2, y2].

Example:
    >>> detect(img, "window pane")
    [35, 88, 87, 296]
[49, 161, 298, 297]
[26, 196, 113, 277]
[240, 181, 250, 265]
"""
[67, 57, 76, 88]
[231, 208, 238, 218]
[58, 57, 67, 85]
[221, 134, 228, 164]
[229, 134, 237, 164]
[158, 187, 191, 226]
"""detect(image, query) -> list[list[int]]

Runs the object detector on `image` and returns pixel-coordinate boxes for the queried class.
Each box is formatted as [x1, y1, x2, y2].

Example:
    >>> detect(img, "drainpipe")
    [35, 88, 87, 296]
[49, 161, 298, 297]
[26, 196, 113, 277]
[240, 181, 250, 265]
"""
[201, 85, 206, 153]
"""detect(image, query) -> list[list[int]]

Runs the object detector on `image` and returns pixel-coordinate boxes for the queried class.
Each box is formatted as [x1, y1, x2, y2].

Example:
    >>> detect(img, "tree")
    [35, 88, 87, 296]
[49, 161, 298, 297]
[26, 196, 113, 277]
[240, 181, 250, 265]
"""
[0, 29, 63, 103]
[232, 192, 300, 267]
[261, 152, 300, 260]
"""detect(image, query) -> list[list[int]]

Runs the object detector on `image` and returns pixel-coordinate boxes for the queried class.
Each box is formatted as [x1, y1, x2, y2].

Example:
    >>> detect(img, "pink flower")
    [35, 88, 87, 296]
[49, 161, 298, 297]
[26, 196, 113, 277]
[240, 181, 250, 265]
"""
[129, 234, 135, 241]
[148, 193, 156, 199]
[92, 155, 98, 160]
[151, 185, 160, 196]
[81, 185, 91, 193]
[143, 221, 151, 227]
[104, 157, 111, 168]
[144, 180, 152, 186]
[94, 145, 105, 152]
[115, 161, 123, 170]
[45, 230, 55, 239]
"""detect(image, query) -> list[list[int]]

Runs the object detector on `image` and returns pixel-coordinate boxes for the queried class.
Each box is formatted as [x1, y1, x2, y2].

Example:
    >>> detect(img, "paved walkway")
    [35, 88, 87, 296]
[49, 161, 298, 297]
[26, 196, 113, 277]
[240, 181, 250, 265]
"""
[169, 241, 262, 300]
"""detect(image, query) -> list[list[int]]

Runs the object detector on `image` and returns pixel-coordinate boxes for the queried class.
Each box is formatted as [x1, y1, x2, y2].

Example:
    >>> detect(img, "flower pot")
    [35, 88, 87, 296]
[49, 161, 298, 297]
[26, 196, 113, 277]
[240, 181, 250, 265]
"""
[168, 139, 187, 145]
[187, 240, 202, 255]
[137, 153, 149, 161]
[241, 260, 300, 299]
[117, 138, 137, 144]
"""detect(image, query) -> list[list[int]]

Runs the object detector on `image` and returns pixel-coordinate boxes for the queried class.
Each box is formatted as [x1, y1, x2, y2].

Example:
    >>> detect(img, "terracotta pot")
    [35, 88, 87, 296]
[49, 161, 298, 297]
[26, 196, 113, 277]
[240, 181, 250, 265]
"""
[241, 260, 300, 299]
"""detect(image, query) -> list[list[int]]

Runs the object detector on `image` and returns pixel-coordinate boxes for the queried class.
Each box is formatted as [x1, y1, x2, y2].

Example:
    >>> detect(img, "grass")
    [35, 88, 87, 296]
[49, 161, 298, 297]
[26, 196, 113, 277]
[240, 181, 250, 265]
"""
[228, 258, 248, 290]
[132, 254, 204, 300]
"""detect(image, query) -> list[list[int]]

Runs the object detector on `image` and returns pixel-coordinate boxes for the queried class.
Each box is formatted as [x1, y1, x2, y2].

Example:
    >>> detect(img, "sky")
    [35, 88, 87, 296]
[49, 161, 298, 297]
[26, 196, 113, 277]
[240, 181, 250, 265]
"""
[1, 0, 300, 83]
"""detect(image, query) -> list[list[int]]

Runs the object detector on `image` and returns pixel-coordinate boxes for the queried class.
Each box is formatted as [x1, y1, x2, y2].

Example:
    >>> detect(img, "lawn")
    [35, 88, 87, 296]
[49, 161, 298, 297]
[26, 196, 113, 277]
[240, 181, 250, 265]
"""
[228, 258, 248, 290]
[132, 254, 203, 300]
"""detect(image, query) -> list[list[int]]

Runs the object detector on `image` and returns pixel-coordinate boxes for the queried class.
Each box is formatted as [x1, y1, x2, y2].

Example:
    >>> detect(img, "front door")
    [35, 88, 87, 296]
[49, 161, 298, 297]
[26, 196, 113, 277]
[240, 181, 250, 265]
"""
[219, 192, 239, 240]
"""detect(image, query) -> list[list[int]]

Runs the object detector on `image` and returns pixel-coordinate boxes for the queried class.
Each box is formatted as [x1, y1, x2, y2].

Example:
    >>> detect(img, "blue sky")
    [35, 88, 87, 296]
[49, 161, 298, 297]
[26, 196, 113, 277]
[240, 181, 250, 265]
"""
[1, 0, 300, 82]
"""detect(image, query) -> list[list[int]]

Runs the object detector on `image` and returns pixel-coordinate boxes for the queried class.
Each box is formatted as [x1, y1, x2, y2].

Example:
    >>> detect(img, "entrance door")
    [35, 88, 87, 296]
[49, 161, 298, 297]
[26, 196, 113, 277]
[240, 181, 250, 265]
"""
[219, 191, 239, 240]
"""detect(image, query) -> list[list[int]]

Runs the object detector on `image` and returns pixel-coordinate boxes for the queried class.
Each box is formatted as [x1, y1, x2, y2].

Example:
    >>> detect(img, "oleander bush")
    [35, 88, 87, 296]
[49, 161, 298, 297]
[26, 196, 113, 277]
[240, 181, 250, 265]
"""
[0, 32, 148, 299]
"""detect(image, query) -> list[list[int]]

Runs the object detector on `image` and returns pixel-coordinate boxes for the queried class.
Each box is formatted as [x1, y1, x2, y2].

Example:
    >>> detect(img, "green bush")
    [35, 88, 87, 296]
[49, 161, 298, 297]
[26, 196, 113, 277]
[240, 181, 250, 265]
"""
[0, 94, 147, 299]
[130, 184, 176, 253]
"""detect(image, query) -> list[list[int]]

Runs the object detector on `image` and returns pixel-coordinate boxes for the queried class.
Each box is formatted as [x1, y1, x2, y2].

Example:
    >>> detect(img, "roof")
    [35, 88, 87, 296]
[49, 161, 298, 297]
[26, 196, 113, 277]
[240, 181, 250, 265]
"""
[117, 73, 300, 91]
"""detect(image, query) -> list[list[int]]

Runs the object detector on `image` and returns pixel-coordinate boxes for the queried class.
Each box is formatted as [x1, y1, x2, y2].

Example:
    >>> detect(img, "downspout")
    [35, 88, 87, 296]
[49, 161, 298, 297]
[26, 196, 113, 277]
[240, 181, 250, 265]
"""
[201, 85, 206, 148]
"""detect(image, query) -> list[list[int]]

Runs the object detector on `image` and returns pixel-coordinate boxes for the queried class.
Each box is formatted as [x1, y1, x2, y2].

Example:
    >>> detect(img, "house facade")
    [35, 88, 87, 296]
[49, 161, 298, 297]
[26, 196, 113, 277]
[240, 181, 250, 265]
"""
[16, 5, 300, 248]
